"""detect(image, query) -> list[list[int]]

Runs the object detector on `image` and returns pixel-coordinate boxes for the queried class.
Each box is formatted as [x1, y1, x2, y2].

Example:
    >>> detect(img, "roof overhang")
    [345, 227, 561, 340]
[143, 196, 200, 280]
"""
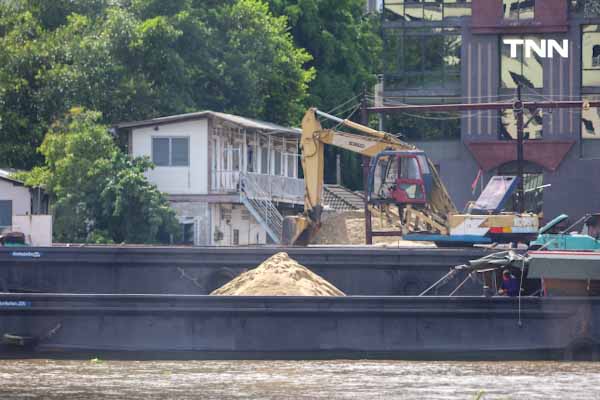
[114, 110, 300, 138]
[0, 169, 24, 186]
[465, 140, 575, 172]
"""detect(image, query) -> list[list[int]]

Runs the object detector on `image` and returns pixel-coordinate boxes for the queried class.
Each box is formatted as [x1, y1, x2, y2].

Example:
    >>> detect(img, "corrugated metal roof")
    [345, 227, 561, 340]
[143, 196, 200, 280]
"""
[114, 110, 300, 136]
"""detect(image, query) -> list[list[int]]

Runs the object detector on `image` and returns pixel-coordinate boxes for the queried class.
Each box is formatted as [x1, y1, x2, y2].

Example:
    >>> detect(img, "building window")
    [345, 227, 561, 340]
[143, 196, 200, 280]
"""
[247, 146, 255, 173]
[571, 1, 600, 17]
[500, 35, 543, 89]
[233, 229, 240, 245]
[152, 137, 189, 167]
[583, 25, 600, 87]
[181, 222, 195, 245]
[582, 96, 600, 158]
[503, 0, 535, 20]
[383, 0, 471, 22]
[286, 153, 296, 178]
[384, 27, 461, 91]
[582, 96, 600, 140]
[0, 200, 12, 228]
[499, 109, 543, 140]
[273, 150, 282, 175]
[260, 147, 269, 174]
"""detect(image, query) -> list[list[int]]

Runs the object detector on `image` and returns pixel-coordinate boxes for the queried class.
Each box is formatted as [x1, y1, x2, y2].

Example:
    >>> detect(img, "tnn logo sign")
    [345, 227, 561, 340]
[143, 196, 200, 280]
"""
[503, 39, 569, 59]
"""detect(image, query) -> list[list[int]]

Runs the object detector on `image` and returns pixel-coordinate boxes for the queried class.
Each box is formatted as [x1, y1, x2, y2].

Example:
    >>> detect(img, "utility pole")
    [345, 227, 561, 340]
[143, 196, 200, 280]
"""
[360, 91, 373, 245]
[515, 84, 525, 213]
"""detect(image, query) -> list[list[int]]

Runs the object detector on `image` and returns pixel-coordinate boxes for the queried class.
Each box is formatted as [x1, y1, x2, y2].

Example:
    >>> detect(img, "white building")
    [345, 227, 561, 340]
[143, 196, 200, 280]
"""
[0, 169, 52, 246]
[116, 111, 305, 246]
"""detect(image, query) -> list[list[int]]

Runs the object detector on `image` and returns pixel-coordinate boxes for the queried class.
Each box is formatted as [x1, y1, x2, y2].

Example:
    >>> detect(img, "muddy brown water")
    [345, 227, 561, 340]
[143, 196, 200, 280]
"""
[1, 360, 599, 399]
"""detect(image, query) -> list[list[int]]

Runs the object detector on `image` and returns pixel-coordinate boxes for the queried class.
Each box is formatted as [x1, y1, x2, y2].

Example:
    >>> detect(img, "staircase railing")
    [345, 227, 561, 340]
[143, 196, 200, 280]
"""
[239, 172, 284, 243]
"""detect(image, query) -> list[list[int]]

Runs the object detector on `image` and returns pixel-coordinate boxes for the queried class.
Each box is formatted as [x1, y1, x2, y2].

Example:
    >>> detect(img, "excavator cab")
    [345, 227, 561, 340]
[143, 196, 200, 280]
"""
[368, 150, 432, 206]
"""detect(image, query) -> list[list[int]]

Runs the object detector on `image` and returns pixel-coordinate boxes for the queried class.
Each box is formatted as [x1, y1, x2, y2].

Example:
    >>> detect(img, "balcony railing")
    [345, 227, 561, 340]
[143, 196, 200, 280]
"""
[211, 171, 304, 204]
[211, 169, 240, 192]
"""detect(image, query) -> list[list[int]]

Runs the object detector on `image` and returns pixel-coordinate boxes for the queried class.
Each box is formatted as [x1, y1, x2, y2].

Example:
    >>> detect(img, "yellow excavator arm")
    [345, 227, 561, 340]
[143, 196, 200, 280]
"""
[281, 108, 457, 246]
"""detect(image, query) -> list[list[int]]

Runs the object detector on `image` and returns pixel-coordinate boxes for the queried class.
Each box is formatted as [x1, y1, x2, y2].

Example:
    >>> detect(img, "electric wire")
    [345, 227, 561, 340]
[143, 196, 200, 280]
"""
[326, 94, 362, 115]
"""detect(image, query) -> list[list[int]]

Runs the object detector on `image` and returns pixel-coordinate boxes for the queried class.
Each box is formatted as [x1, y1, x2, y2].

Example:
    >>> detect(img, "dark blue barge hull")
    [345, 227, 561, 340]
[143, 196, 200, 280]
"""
[0, 246, 491, 295]
[1, 293, 598, 360]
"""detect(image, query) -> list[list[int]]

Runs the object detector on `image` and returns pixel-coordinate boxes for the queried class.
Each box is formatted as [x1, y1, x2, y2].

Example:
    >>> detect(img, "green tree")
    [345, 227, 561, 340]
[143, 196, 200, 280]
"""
[268, 0, 381, 110]
[0, 0, 314, 168]
[21, 109, 179, 244]
[268, 0, 382, 189]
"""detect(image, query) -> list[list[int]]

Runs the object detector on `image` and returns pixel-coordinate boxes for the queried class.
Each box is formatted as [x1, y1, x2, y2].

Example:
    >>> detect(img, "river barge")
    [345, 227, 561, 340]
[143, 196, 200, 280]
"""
[0, 245, 489, 295]
[0, 293, 598, 360]
[2, 243, 600, 361]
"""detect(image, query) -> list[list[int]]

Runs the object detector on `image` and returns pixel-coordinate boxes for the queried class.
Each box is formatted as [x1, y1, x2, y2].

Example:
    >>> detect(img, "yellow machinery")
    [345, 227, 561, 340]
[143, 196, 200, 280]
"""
[282, 108, 539, 246]
[282, 108, 457, 245]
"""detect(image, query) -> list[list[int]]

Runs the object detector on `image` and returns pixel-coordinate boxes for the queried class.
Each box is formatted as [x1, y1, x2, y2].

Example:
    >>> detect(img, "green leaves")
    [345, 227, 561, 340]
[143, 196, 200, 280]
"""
[0, 0, 315, 169]
[20, 108, 179, 244]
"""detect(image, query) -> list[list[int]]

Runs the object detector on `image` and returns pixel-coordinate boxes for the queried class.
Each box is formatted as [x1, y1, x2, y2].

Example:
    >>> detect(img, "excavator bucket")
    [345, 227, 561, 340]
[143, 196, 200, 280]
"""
[282, 215, 316, 246]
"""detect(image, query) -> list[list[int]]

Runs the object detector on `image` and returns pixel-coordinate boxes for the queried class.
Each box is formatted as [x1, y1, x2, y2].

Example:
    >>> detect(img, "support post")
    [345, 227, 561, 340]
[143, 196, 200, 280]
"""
[515, 85, 525, 213]
[336, 154, 342, 185]
[360, 95, 373, 245]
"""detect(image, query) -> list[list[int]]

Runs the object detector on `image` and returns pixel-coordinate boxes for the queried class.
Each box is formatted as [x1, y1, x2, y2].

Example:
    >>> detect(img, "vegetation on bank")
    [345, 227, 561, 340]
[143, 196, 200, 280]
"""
[0, 0, 381, 243]
[18, 109, 179, 244]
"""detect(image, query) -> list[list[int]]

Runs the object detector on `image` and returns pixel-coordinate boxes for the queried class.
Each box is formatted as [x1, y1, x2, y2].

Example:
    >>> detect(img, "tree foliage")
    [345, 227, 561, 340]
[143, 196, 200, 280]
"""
[1, 0, 382, 191]
[20, 109, 179, 244]
[0, 0, 314, 169]
[268, 0, 382, 189]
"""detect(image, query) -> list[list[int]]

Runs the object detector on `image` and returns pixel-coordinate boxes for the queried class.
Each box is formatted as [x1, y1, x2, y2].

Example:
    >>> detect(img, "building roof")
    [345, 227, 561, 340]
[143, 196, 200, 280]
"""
[0, 168, 23, 185]
[114, 110, 300, 137]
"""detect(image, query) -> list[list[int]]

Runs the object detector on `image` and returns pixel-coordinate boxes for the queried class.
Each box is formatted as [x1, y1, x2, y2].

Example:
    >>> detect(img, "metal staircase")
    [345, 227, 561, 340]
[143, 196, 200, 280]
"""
[239, 172, 283, 243]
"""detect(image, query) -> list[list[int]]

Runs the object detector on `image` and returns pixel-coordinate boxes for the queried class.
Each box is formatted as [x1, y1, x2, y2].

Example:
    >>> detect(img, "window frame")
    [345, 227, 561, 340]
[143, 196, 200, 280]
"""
[0, 200, 12, 228]
[502, 0, 535, 21]
[582, 25, 600, 88]
[499, 35, 544, 89]
[151, 136, 190, 167]
[383, 0, 472, 22]
[383, 26, 462, 91]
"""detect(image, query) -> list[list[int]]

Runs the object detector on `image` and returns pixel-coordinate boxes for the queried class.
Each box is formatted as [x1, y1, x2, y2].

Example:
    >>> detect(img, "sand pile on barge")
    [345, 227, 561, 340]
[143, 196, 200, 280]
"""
[210, 252, 345, 296]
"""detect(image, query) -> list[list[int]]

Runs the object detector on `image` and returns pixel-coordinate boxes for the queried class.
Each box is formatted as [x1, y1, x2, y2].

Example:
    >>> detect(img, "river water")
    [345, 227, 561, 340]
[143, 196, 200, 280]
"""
[1, 360, 599, 399]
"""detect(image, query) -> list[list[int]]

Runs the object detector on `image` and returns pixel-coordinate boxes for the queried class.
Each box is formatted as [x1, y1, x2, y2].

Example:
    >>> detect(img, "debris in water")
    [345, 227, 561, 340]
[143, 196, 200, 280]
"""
[210, 252, 345, 296]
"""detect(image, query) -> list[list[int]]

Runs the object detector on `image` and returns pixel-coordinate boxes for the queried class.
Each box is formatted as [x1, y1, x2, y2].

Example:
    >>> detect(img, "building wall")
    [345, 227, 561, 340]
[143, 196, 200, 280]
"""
[12, 215, 53, 246]
[131, 119, 209, 195]
[0, 179, 31, 217]
[382, 1, 600, 221]
[169, 201, 211, 246]
[211, 203, 267, 246]
[0, 179, 52, 245]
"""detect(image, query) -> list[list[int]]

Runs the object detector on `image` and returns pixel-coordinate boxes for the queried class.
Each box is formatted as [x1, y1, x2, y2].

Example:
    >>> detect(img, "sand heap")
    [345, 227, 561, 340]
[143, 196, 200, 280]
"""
[311, 210, 434, 247]
[210, 252, 345, 296]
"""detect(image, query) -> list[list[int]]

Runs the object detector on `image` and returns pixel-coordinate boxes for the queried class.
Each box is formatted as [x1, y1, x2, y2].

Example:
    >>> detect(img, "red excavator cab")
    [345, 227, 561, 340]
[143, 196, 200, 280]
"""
[391, 154, 427, 204]
[369, 151, 429, 206]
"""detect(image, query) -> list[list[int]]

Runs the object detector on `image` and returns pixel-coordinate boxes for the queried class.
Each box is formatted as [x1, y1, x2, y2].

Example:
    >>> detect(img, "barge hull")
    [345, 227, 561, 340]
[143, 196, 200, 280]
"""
[1, 294, 598, 361]
[0, 246, 490, 295]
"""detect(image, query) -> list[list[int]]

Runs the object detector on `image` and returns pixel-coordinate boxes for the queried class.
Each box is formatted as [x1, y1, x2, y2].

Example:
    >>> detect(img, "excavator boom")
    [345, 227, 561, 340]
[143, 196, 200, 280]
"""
[282, 108, 457, 246]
